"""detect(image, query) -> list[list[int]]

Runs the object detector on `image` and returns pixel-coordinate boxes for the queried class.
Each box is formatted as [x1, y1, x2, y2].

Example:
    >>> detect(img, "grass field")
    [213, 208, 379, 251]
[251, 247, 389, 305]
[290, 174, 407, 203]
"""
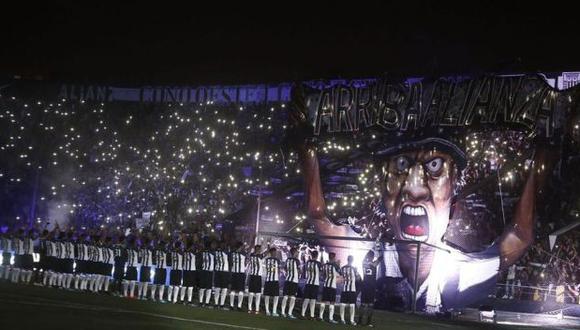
[0, 282, 536, 330]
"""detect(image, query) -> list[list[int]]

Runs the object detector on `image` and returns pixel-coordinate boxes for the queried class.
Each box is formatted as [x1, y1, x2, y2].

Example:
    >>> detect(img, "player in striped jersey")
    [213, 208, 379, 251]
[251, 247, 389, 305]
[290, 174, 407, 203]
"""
[340, 255, 360, 325]
[246, 244, 265, 314]
[88, 236, 104, 292]
[46, 231, 57, 287]
[213, 241, 230, 309]
[0, 232, 13, 281]
[168, 241, 184, 303]
[198, 240, 215, 307]
[75, 233, 92, 291]
[60, 231, 75, 289]
[150, 240, 169, 302]
[16, 229, 35, 284]
[319, 252, 340, 323]
[46, 231, 58, 287]
[55, 231, 68, 288]
[100, 237, 115, 293]
[84, 236, 95, 291]
[228, 242, 246, 310]
[42, 231, 58, 287]
[112, 235, 127, 295]
[23, 229, 36, 284]
[181, 240, 197, 304]
[123, 237, 139, 298]
[10, 229, 24, 283]
[301, 250, 322, 319]
[263, 247, 281, 316]
[54, 232, 66, 287]
[85, 237, 96, 291]
[359, 249, 383, 326]
[281, 247, 300, 318]
[72, 233, 85, 290]
[137, 237, 154, 299]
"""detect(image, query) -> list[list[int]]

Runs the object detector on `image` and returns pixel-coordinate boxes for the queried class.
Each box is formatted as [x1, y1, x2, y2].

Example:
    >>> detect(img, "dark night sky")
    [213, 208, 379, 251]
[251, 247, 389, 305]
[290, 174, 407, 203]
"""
[1, 1, 579, 85]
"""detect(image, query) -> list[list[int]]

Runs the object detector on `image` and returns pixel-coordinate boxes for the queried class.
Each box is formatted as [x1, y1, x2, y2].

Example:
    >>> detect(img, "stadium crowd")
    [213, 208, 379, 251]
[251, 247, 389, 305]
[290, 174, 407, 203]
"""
[499, 226, 580, 304]
[0, 95, 298, 234]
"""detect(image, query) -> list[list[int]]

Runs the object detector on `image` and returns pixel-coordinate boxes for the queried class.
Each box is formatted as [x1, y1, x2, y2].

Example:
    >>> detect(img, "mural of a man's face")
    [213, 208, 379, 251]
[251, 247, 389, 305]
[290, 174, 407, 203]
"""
[381, 149, 457, 248]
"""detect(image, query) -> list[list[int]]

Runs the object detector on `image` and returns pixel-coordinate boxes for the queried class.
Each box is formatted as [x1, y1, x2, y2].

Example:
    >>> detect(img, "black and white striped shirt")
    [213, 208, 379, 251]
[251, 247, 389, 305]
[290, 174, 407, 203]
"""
[139, 248, 153, 267]
[230, 252, 246, 273]
[341, 265, 358, 292]
[23, 238, 34, 255]
[63, 241, 72, 259]
[54, 241, 64, 259]
[323, 262, 340, 288]
[13, 238, 31, 255]
[86, 244, 94, 261]
[102, 246, 115, 264]
[56, 241, 64, 258]
[285, 258, 300, 283]
[13, 238, 24, 255]
[170, 251, 184, 271]
[247, 253, 263, 276]
[46, 240, 57, 258]
[76, 242, 89, 261]
[264, 257, 280, 282]
[214, 250, 229, 272]
[62, 241, 74, 259]
[90, 244, 103, 262]
[201, 250, 215, 271]
[126, 249, 139, 267]
[153, 250, 168, 268]
[183, 251, 196, 271]
[304, 260, 322, 286]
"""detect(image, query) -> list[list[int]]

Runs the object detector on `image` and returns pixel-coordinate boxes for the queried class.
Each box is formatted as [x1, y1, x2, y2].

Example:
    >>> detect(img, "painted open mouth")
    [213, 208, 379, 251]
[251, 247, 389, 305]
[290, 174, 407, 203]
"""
[400, 205, 429, 241]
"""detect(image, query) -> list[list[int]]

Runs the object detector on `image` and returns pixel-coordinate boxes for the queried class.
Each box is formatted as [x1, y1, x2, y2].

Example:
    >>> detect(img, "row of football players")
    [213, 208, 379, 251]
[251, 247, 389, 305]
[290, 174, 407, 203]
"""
[0, 229, 123, 292]
[114, 239, 382, 326]
[0, 229, 381, 326]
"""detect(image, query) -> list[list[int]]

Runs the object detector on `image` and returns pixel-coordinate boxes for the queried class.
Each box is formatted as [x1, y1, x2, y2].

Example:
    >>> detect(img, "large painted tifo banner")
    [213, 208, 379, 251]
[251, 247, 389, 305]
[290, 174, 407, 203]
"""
[285, 74, 580, 313]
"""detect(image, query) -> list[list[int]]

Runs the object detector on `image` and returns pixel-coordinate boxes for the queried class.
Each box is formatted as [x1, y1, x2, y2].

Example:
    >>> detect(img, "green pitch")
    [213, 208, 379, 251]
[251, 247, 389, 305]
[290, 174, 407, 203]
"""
[0, 282, 531, 330]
